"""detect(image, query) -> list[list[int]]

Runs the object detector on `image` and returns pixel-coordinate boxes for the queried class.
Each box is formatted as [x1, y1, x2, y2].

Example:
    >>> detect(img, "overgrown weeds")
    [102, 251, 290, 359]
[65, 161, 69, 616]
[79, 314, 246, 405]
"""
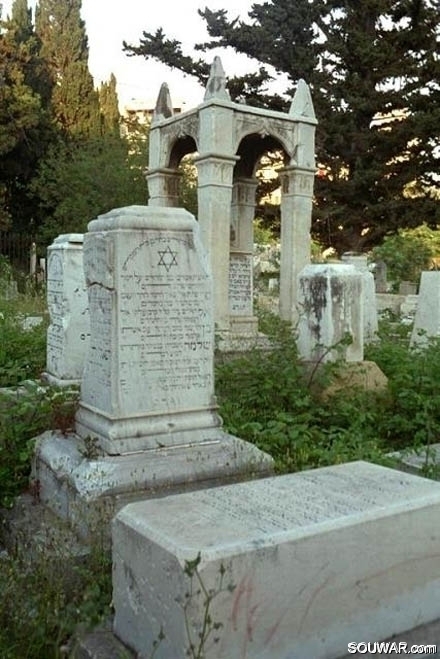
[0, 543, 112, 659]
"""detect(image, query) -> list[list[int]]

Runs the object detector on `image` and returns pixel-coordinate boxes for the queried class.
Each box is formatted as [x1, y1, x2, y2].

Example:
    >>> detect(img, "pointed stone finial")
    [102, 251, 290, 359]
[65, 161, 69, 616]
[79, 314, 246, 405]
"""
[289, 79, 316, 120]
[204, 56, 231, 102]
[153, 83, 174, 122]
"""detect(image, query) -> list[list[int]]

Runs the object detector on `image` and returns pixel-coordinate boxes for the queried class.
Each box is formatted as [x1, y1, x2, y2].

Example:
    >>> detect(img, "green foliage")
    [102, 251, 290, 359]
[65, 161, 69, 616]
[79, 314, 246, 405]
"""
[32, 132, 149, 246]
[0, 383, 79, 507]
[98, 72, 120, 135]
[0, 544, 112, 658]
[366, 321, 440, 450]
[0, 302, 47, 387]
[35, 0, 101, 137]
[253, 218, 276, 245]
[126, 0, 440, 252]
[0, 2, 53, 230]
[372, 225, 440, 287]
[179, 554, 233, 659]
[217, 309, 440, 473]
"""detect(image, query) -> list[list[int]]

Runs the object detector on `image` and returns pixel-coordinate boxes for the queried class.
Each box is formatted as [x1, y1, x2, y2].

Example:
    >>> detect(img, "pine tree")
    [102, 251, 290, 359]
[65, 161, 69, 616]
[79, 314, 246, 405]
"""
[35, 0, 100, 137]
[125, 0, 440, 252]
[99, 72, 120, 135]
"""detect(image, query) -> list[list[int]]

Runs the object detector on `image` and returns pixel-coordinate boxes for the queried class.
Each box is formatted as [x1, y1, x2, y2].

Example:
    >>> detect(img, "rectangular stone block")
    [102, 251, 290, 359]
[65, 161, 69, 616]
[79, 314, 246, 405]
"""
[44, 233, 90, 385]
[113, 461, 440, 659]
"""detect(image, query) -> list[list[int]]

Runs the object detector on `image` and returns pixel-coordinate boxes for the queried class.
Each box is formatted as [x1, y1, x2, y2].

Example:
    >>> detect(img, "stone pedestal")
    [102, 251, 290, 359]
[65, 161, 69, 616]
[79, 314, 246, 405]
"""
[297, 264, 363, 362]
[32, 206, 273, 540]
[113, 461, 440, 659]
[410, 271, 440, 347]
[341, 253, 378, 343]
[42, 234, 89, 387]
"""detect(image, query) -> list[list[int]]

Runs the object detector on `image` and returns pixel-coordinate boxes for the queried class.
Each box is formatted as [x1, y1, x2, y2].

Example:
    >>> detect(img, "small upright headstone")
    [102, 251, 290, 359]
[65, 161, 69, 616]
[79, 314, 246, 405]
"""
[228, 253, 253, 317]
[374, 260, 388, 293]
[43, 234, 90, 387]
[410, 271, 440, 347]
[297, 263, 363, 362]
[399, 280, 417, 295]
[341, 253, 378, 342]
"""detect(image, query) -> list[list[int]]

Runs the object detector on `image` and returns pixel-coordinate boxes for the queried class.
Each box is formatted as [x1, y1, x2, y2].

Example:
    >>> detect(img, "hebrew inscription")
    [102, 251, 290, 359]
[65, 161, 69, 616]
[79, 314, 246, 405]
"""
[229, 253, 253, 315]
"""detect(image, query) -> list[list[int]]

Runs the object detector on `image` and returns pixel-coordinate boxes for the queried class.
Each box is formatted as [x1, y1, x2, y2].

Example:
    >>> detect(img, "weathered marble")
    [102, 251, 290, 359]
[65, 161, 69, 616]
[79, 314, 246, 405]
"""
[113, 461, 440, 659]
[147, 60, 317, 340]
[43, 234, 89, 387]
[33, 206, 273, 541]
[410, 271, 440, 347]
[341, 253, 378, 343]
[297, 263, 363, 362]
[75, 206, 221, 454]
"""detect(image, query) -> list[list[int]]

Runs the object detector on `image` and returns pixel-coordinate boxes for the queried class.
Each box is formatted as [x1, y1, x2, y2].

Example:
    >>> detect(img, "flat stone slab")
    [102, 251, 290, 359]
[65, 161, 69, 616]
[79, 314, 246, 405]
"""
[389, 443, 440, 478]
[33, 430, 272, 541]
[113, 461, 440, 659]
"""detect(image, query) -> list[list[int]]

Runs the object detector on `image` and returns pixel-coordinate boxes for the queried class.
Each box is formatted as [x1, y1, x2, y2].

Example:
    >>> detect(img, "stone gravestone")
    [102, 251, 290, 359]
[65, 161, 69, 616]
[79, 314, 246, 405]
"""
[410, 271, 440, 347]
[42, 233, 90, 387]
[296, 263, 363, 362]
[373, 260, 388, 293]
[341, 253, 378, 343]
[33, 206, 272, 539]
[113, 461, 440, 659]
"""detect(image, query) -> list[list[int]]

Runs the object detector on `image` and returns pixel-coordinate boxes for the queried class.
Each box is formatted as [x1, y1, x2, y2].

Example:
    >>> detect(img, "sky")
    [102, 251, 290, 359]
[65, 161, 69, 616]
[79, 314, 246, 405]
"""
[2, 0, 261, 110]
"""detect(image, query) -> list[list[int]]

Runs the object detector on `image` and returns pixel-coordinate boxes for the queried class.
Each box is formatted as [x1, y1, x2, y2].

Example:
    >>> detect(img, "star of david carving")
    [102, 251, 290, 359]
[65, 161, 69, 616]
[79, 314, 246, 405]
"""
[157, 245, 178, 272]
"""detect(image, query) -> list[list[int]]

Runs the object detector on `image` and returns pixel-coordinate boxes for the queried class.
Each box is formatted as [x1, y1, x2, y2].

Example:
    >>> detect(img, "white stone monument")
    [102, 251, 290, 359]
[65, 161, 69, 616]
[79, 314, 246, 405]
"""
[296, 263, 363, 362]
[410, 271, 440, 347]
[341, 252, 378, 343]
[147, 58, 317, 340]
[43, 233, 90, 387]
[33, 206, 272, 539]
[113, 461, 440, 659]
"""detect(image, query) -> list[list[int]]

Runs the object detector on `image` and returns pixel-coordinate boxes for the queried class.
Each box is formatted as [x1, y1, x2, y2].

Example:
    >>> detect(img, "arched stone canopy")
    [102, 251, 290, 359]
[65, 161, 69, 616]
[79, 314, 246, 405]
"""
[147, 57, 317, 335]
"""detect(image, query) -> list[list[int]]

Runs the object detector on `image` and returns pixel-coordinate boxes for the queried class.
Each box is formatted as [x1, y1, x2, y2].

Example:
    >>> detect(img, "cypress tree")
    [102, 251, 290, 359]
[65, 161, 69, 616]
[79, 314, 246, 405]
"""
[0, 0, 51, 230]
[99, 72, 120, 135]
[35, 0, 100, 137]
[125, 0, 440, 252]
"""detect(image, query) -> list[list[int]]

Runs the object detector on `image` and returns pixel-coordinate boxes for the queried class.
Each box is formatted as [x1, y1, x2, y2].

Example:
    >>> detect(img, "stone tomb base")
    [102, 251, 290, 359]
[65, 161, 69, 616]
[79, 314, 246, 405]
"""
[32, 430, 272, 542]
[113, 461, 440, 659]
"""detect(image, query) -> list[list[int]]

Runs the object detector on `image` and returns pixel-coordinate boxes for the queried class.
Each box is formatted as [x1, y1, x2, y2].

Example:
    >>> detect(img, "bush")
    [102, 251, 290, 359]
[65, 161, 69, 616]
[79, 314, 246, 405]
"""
[372, 224, 440, 289]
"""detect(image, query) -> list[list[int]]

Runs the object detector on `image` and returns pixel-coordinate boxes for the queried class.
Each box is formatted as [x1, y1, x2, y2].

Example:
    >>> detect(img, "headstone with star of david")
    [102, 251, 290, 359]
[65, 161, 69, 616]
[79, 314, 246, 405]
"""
[75, 205, 222, 455]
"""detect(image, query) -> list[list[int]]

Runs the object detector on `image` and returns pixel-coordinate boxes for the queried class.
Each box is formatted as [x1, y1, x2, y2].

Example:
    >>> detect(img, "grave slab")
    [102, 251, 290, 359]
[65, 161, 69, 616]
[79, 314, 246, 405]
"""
[113, 461, 440, 659]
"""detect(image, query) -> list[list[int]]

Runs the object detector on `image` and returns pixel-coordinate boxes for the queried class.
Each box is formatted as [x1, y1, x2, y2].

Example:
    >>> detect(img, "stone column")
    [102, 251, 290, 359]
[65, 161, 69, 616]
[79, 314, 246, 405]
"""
[229, 177, 259, 335]
[194, 153, 239, 333]
[43, 233, 90, 387]
[146, 167, 182, 207]
[279, 165, 315, 325]
[297, 263, 363, 362]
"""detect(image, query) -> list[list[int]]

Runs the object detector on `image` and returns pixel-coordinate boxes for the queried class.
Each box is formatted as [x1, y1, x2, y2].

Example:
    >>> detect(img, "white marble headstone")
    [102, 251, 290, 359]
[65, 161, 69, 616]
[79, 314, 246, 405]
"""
[341, 253, 378, 343]
[75, 206, 222, 454]
[44, 233, 89, 386]
[297, 263, 363, 362]
[410, 271, 440, 347]
[113, 460, 440, 659]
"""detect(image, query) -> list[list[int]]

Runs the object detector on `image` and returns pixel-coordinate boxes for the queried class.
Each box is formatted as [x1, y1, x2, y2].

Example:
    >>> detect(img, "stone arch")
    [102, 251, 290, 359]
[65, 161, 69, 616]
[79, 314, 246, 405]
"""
[147, 58, 317, 338]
